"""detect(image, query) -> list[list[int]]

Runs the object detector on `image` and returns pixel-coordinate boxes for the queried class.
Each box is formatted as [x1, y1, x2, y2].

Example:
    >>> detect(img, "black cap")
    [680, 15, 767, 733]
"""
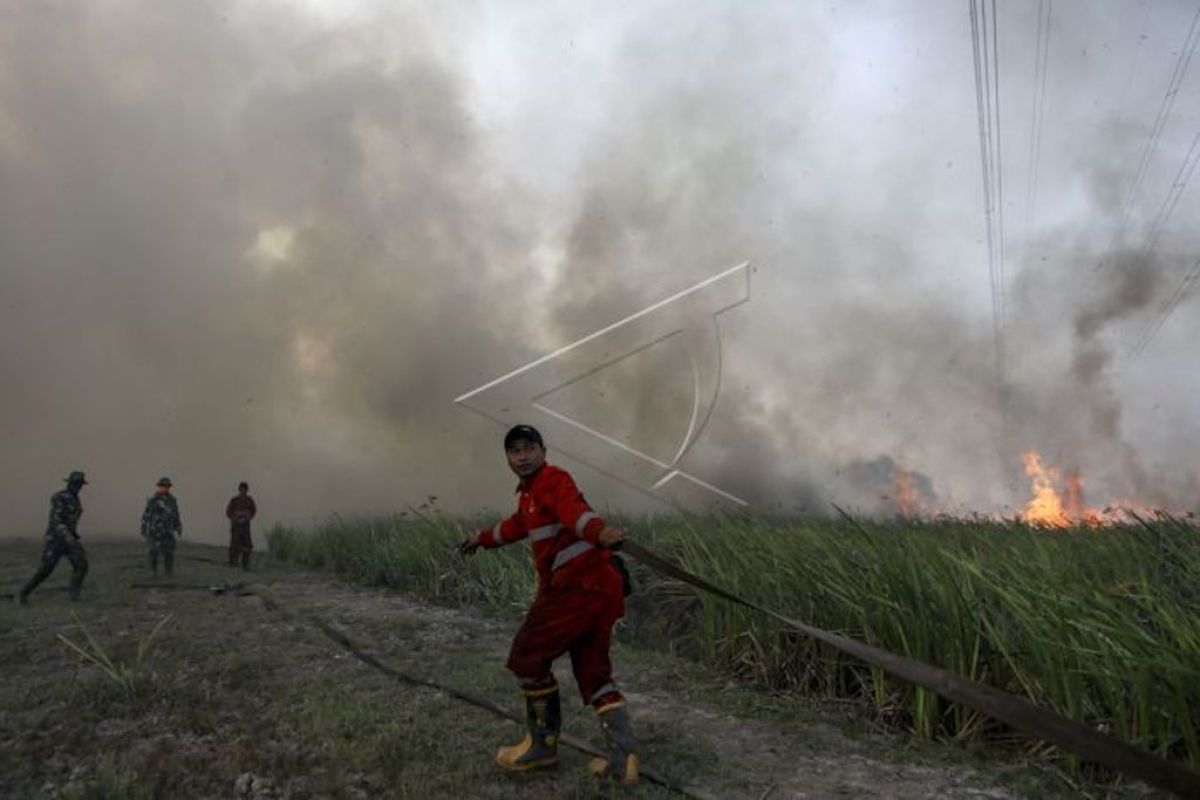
[238, 481, 249, 490]
[64, 470, 88, 485]
[504, 424, 544, 450]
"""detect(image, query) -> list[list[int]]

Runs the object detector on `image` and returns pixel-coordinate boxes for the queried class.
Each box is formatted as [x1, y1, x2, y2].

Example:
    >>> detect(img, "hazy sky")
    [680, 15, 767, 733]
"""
[1, 0, 1198, 542]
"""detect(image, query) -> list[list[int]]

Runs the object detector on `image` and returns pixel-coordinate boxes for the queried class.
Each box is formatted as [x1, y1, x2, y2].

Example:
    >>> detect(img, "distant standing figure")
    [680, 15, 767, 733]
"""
[17, 471, 90, 604]
[225, 481, 257, 570]
[142, 477, 182, 576]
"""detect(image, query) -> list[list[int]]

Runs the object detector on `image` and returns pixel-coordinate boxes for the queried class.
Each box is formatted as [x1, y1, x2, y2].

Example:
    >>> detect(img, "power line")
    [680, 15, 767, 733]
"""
[1127, 130, 1200, 359]
[989, 0, 1006, 336]
[969, 0, 1006, 388]
[1025, 0, 1053, 239]
[1132, 257, 1200, 359]
[1092, 0, 1160, 276]
[1118, 2, 1200, 233]
[1136, 130, 1200, 269]
[1116, 1, 1155, 123]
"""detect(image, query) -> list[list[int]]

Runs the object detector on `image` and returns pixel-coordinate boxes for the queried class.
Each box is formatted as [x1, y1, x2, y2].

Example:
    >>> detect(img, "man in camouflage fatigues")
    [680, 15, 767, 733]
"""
[18, 470, 90, 604]
[142, 476, 182, 577]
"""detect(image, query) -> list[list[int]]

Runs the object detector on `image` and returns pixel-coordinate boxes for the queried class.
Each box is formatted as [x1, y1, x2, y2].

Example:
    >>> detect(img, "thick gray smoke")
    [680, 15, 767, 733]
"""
[1, 1, 1197, 542]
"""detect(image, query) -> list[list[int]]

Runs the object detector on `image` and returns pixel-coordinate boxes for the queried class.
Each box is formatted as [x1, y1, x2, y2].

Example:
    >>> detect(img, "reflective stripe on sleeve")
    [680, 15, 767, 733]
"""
[550, 540, 593, 571]
[491, 521, 503, 542]
[574, 511, 599, 536]
[530, 524, 560, 542]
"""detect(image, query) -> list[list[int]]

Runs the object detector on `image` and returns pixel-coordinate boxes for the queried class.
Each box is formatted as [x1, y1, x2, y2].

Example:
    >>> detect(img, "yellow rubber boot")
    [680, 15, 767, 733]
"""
[496, 686, 560, 771]
[587, 702, 639, 785]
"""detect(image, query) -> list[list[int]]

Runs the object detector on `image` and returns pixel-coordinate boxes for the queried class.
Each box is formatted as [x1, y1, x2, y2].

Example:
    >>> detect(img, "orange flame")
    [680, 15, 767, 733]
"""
[1020, 451, 1107, 527]
[893, 467, 918, 517]
[1064, 471, 1105, 526]
[1021, 451, 1069, 527]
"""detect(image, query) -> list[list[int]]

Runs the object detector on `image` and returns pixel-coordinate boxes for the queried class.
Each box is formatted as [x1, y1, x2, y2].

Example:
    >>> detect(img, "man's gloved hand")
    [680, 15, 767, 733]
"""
[458, 536, 481, 556]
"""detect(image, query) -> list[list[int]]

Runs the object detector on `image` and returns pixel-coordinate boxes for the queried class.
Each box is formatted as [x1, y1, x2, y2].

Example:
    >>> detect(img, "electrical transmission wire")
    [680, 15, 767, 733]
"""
[1092, 0, 1158, 276]
[1117, 2, 1200, 232]
[1025, 0, 1053, 240]
[989, 0, 1006, 330]
[1092, 3, 1200, 364]
[969, 0, 1006, 390]
[1134, 131, 1200, 270]
[1116, 1, 1155, 123]
[1132, 256, 1200, 358]
[1127, 130, 1200, 359]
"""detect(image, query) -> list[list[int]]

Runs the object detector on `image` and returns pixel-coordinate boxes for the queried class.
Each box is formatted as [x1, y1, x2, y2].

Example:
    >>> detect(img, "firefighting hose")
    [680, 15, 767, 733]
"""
[616, 537, 1200, 799]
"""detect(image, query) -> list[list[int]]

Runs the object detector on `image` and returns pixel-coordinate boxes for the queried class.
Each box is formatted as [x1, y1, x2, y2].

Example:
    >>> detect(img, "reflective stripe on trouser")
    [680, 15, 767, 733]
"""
[506, 582, 625, 707]
[589, 682, 619, 704]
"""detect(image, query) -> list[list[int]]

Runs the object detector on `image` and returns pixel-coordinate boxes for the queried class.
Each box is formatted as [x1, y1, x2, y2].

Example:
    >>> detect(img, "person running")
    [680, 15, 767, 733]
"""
[17, 470, 90, 604]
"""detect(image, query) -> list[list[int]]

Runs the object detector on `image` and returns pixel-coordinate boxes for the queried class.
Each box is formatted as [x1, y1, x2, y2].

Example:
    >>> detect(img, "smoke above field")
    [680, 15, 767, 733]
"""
[1, 1, 1198, 541]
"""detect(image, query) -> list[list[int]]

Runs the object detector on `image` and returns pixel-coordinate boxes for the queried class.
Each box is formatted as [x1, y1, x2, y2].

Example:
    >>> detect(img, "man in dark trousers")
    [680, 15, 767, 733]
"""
[225, 481, 257, 569]
[141, 477, 182, 576]
[459, 424, 639, 785]
[17, 470, 90, 604]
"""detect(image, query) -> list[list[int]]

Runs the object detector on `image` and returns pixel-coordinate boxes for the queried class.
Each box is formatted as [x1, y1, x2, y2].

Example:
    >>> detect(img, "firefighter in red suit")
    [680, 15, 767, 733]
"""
[459, 424, 639, 784]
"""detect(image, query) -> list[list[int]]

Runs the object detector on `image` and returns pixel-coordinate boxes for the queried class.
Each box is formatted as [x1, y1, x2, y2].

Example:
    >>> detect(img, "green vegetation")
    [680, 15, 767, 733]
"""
[58, 613, 174, 702]
[269, 510, 1200, 773]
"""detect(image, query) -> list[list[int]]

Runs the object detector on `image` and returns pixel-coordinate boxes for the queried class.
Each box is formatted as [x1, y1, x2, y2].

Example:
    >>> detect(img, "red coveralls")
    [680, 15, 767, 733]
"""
[225, 495, 257, 555]
[475, 463, 626, 709]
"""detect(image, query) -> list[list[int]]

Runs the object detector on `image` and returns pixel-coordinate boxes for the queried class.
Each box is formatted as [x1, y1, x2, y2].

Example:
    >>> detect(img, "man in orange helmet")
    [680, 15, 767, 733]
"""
[459, 424, 639, 785]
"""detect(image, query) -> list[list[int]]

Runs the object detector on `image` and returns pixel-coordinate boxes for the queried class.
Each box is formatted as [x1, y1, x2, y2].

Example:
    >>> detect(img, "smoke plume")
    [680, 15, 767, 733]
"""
[1, 1, 1197, 541]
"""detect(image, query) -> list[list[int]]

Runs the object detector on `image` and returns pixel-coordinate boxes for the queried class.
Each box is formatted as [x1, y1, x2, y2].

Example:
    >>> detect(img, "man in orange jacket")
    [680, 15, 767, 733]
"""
[459, 424, 639, 784]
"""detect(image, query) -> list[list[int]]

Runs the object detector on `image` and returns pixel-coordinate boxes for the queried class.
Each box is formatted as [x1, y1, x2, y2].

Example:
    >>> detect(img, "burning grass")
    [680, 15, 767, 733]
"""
[268, 510, 1200, 777]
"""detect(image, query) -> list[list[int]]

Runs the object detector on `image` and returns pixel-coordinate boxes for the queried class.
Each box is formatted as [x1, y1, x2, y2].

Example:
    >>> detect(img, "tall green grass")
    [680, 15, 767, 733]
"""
[268, 510, 1200, 769]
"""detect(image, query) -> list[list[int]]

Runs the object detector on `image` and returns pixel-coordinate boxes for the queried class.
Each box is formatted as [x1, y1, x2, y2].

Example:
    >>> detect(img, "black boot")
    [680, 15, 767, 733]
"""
[495, 686, 560, 771]
[149, 549, 158, 576]
[588, 702, 639, 785]
[164, 551, 174, 578]
[16, 584, 31, 605]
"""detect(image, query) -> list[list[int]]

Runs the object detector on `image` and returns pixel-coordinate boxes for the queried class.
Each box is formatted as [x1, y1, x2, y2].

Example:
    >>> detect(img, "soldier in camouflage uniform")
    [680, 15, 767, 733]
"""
[17, 470, 90, 604]
[141, 476, 182, 576]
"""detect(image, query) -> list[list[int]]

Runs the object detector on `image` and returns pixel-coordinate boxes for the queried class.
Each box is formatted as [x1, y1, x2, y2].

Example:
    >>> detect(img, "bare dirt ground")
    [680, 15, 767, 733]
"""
[0, 539, 1153, 799]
